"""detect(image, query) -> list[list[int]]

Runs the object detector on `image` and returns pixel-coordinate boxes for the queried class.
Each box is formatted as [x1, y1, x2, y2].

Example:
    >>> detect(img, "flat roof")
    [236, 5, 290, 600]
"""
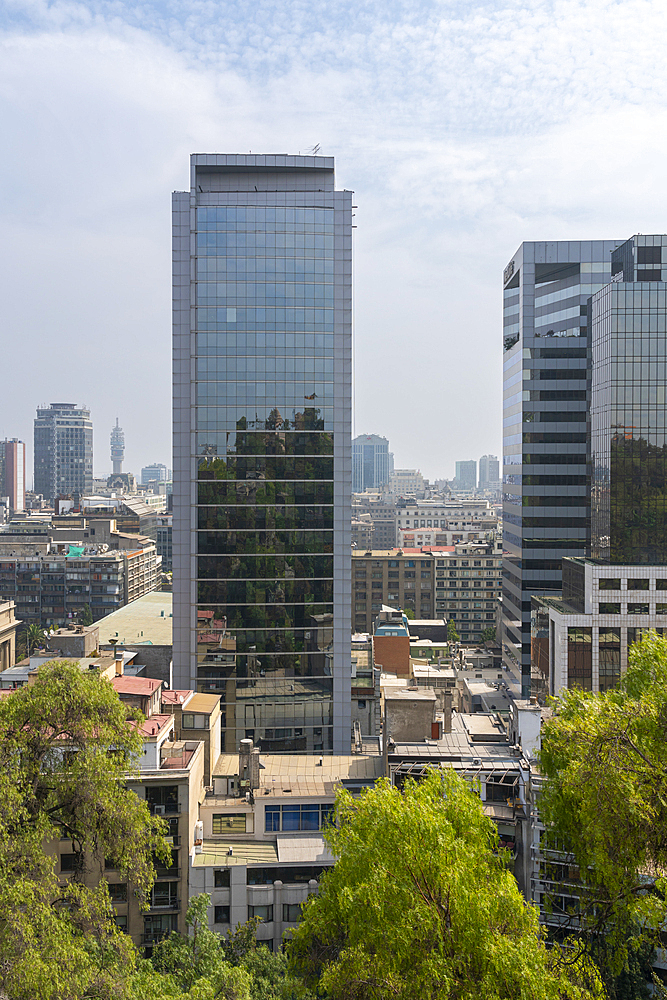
[277, 835, 334, 864]
[192, 840, 279, 868]
[213, 753, 383, 783]
[186, 693, 220, 714]
[97, 592, 173, 645]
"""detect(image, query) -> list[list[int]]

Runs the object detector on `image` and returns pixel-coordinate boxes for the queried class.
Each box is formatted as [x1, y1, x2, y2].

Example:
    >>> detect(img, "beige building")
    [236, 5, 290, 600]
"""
[352, 550, 436, 633]
[0, 600, 18, 672]
[190, 743, 383, 950]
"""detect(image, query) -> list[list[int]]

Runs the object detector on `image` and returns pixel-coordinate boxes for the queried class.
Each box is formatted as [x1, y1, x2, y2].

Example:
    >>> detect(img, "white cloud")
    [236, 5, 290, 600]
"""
[2, 0, 667, 478]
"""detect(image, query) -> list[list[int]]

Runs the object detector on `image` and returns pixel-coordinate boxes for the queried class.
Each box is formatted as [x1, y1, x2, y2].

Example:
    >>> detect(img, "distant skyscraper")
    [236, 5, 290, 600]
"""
[501, 239, 621, 696]
[591, 234, 667, 563]
[455, 461, 477, 491]
[34, 403, 93, 503]
[478, 455, 499, 489]
[141, 463, 168, 485]
[0, 439, 25, 510]
[352, 434, 391, 493]
[172, 153, 352, 753]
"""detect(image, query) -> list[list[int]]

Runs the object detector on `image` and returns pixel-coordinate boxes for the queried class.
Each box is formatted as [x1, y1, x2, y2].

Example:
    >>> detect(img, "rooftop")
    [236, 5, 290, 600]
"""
[112, 675, 162, 697]
[97, 592, 173, 645]
[213, 753, 383, 784]
[192, 840, 279, 868]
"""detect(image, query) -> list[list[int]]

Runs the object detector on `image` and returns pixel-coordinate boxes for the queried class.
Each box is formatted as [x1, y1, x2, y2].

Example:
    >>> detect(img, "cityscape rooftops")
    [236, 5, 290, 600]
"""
[97, 592, 173, 646]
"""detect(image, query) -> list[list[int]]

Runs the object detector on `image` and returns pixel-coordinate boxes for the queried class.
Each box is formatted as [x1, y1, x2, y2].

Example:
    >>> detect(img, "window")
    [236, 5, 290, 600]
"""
[60, 853, 78, 872]
[248, 904, 273, 922]
[657, 605, 667, 615]
[357, 700, 366, 709]
[214, 869, 231, 888]
[214, 905, 230, 924]
[627, 579, 649, 591]
[598, 603, 620, 615]
[598, 578, 620, 590]
[247, 865, 328, 885]
[628, 603, 649, 615]
[114, 915, 128, 931]
[567, 627, 592, 690]
[151, 882, 178, 907]
[656, 580, 667, 591]
[406, 561, 415, 568]
[388, 560, 398, 567]
[145, 785, 179, 815]
[181, 712, 207, 729]
[421, 571, 430, 579]
[108, 883, 127, 902]
[265, 803, 333, 832]
[283, 903, 302, 922]
[212, 813, 249, 834]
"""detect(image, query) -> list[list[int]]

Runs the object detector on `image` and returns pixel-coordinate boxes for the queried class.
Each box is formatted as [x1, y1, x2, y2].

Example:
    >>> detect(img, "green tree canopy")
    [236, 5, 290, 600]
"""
[447, 618, 460, 642]
[538, 631, 667, 977]
[288, 769, 602, 1000]
[0, 661, 171, 999]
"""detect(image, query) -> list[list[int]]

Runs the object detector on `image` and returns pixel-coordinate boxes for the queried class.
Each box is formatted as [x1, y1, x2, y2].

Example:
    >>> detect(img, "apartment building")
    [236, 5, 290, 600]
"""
[352, 550, 436, 632]
[190, 741, 383, 949]
[433, 544, 503, 639]
[0, 542, 159, 627]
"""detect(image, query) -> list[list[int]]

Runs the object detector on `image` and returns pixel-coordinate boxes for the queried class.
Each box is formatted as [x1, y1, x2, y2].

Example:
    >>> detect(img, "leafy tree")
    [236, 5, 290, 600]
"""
[538, 631, 667, 980]
[402, 607, 415, 620]
[0, 661, 171, 999]
[151, 894, 252, 998]
[447, 618, 460, 642]
[480, 627, 496, 643]
[288, 770, 602, 1000]
[80, 603, 94, 626]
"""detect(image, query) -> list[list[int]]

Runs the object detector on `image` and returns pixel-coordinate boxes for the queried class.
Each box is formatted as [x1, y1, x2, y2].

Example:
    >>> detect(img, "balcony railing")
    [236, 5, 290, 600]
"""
[149, 901, 180, 912]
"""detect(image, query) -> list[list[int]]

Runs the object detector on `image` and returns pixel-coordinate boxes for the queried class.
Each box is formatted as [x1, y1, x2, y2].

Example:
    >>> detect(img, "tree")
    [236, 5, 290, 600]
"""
[151, 894, 252, 998]
[80, 603, 94, 627]
[288, 770, 602, 1000]
[447, 618, 460, 643]
[538, 631, 667, 981]
[402, 607, 415, 620]
[480, 627, 496, 643]
[24, 621, 47, 656]
[0, 661, 171, 999]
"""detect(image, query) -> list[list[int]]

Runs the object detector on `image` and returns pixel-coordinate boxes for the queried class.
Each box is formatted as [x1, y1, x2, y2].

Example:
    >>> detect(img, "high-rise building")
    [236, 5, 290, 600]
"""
[141, 463, 168, 485]
[501, 240, 620, 696]
[110, 419, 125, 475]
[0, 440, 26, 511]
[172, 153, 352, 754]
[352, 434, 391, 493]
[454, 461, 477, 491]
[591, 234, 667, 563]
[34, 403, 93, 503]
[478, 454, 499, 489]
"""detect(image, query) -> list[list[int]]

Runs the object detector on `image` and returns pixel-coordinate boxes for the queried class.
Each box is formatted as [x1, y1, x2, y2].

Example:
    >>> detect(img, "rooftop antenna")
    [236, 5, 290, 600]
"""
[306, 144, 321, 155]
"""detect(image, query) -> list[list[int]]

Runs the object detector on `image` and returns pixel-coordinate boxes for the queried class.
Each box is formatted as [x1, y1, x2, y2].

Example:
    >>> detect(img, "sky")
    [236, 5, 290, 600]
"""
[2, 1, 667, 483]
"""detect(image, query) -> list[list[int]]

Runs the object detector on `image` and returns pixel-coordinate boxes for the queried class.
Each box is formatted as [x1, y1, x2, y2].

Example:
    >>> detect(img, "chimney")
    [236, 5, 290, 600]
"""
[249, 747, 261, 790]
[239, 738, 253, 790]
[115, 652, 123, 676]
[442, 690, 453, 734]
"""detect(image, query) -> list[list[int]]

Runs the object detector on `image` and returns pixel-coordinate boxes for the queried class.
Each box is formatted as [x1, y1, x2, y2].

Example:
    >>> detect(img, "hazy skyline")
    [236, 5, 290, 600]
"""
[2, 0, 667, 482]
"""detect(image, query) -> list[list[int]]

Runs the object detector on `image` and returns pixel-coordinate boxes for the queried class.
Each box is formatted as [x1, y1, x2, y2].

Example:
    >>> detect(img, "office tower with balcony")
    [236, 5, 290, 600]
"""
[34, 403, 93, 503]
[501, 240, 620, 696]
[110, 419, 125, 474]
[591, 234, 667, 563]
[352, 434, 391, 493]
[0, 439, 26, 511]
[172, 154, 352, 754]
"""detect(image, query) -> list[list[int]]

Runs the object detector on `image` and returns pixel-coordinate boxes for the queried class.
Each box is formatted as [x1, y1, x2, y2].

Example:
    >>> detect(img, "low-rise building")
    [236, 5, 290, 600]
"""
[190, 743, 384, 949]
[531, 556, 667, 701]
[0, 600, 19, 671]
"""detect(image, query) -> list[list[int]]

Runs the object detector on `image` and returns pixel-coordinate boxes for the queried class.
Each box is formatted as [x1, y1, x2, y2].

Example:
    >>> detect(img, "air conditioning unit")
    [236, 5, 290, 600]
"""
[153, 804, 166, 815]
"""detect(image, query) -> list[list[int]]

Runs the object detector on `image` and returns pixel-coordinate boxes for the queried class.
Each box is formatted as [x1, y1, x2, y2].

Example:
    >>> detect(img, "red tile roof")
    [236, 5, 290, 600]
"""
[112, 676, 162, 696]
[138, 714, 172, 737]
[161, 689, 193, 705]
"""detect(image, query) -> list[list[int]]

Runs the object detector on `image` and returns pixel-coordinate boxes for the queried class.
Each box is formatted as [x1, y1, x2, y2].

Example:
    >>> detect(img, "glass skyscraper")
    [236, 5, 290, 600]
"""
[352, 434, 391, 493]
[172, 154, 352, 754]
[591, 235, 667, 563]
[501, 240, 620, 695]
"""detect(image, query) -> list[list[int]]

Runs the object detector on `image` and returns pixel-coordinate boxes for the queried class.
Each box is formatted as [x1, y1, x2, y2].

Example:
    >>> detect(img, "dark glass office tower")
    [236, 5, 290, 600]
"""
[34, 403, 93, 503]
[172, 154, 352, 754]
[591, 235, 667, 563]
[501, 241, 620, 696]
